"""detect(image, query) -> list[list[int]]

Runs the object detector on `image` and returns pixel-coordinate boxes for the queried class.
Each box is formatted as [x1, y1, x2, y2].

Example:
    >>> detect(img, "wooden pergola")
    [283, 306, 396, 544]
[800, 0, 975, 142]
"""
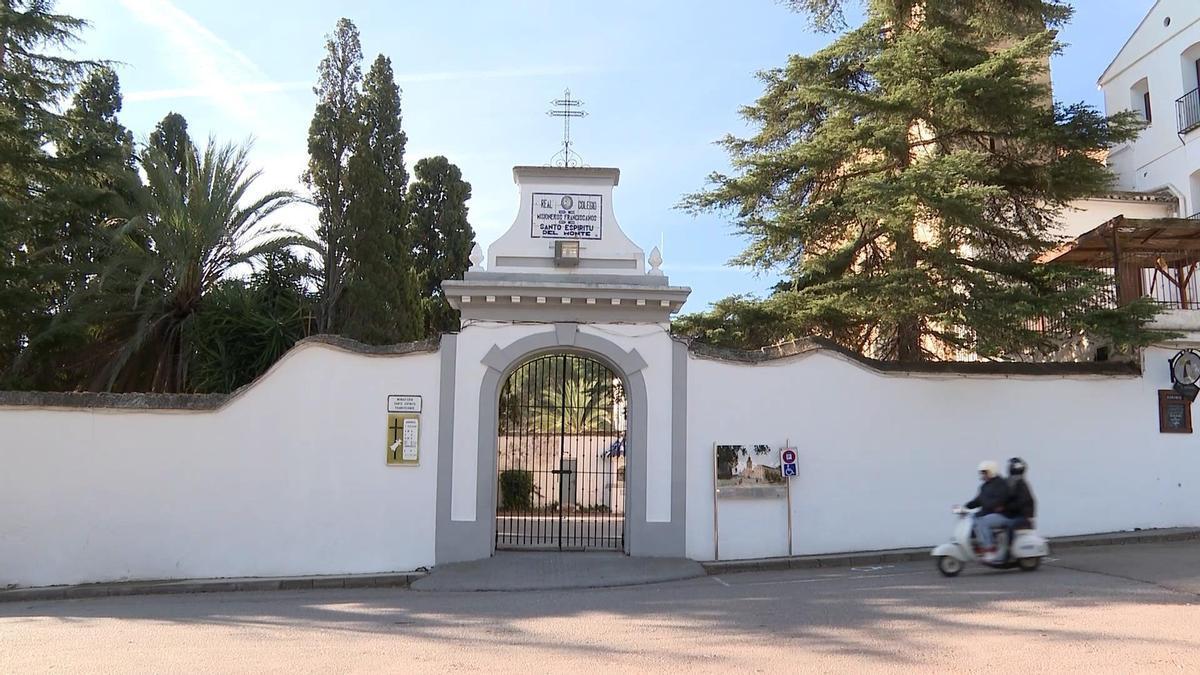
[1040, 215, 1200, 307]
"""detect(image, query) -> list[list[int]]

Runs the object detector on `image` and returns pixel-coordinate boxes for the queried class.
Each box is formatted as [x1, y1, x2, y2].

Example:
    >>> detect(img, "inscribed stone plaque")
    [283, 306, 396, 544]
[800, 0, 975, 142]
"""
[530, 192, 602, 239]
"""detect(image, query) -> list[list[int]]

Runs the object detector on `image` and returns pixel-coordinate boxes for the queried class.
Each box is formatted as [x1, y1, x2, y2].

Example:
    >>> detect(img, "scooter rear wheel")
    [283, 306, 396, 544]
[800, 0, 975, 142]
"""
[936, 556, 963, 577]
[1017, 557, 1041, 572]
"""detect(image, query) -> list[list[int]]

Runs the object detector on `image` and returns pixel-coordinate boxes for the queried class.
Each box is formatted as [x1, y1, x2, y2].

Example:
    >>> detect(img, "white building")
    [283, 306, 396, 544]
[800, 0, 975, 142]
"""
[1099, 0, 1200, 214]
[1046, 2, 1200, 340]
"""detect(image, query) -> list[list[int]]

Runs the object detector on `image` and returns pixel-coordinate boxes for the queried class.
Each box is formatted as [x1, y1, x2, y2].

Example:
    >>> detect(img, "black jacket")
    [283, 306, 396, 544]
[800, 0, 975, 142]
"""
[1004, 477, 1036, 519]
[965, 476, 1009, 515]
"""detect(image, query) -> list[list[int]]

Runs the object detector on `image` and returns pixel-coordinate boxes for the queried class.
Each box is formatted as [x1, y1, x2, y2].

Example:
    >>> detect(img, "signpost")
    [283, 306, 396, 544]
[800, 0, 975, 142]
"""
[782, 445, 797, 557]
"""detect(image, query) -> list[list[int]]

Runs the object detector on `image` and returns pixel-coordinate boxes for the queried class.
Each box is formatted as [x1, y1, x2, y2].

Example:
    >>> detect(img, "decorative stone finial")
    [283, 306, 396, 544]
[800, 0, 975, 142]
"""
[469, 243, 484, 271]
[648, 246, 664, 276]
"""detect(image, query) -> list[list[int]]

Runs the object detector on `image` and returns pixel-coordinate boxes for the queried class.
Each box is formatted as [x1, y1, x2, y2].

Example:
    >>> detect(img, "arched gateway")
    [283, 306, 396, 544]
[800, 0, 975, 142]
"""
[435, 165, 692, 562]
[496, 353, 627, 551]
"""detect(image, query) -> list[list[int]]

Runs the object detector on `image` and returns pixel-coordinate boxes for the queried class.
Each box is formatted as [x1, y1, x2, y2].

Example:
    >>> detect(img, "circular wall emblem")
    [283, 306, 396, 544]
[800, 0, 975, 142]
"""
[560, 196, 574, 210]
[1172, 350, 1200, 385]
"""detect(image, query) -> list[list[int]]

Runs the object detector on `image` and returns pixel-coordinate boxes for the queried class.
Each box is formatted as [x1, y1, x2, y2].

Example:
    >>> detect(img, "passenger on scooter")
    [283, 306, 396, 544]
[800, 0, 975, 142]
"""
[964, 460, 1011, 562]
[1004, 457, 1036, 526]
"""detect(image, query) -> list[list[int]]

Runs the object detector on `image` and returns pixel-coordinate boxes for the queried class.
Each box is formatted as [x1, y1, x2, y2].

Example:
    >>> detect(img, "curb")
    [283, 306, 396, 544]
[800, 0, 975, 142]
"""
[409, 572, 707, 593]
[701, 527, 1200, 576]
[0, 571, 425, 604]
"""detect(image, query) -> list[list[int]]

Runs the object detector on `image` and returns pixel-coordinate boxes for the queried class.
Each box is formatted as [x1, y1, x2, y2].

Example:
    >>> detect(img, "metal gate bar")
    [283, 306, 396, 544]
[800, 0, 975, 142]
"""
[496, 353, 626, 551]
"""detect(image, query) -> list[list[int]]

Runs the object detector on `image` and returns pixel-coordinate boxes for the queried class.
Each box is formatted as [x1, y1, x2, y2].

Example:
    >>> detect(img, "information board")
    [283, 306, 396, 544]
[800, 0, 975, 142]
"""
[1159, 389, 1192, 434]
[714, 444, 786, 499]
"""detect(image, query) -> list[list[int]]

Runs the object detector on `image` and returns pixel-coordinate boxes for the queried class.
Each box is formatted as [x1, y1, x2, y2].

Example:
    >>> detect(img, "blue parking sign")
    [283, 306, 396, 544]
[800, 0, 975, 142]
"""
[781, 447, 798, 478]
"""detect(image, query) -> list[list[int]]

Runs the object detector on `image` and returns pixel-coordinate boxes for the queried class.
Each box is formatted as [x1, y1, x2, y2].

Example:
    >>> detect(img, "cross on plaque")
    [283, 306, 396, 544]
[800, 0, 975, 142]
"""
[389, 417, 403, 461]
[548, 88, 587, 167]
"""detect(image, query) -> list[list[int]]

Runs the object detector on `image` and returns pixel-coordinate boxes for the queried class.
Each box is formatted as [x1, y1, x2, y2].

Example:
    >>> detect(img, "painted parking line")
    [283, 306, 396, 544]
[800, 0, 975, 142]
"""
[849, 565, 896, 573]
[711, 576, 731, 587]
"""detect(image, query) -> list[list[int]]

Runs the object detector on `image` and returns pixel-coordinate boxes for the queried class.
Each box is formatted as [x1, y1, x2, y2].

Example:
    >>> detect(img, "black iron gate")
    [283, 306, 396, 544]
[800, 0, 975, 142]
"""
[495, 353, 626, 551]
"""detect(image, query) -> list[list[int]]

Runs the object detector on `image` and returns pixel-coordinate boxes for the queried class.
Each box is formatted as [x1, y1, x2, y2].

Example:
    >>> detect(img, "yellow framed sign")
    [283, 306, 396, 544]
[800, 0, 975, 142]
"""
[386, 413, 420, 465]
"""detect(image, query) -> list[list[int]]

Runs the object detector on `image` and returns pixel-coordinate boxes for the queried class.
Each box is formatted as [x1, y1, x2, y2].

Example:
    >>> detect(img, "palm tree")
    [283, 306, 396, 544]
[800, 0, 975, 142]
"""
[82, 139, 300, 392]
[532, 376, 616, 434]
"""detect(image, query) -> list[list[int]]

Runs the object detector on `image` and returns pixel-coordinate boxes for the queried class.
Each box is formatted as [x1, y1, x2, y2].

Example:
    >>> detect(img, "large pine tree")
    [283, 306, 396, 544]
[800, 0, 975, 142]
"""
[15, 66, 144, 389]
[342, 54, 421, 343]
[0, 4, 146, 388]
[682, 0, 1160, 361]
[409, 156, 474, 335]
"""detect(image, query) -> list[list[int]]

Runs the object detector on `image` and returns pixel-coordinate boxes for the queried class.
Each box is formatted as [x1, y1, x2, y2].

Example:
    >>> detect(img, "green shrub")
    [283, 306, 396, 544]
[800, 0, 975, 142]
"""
[499, 470, 534, 510]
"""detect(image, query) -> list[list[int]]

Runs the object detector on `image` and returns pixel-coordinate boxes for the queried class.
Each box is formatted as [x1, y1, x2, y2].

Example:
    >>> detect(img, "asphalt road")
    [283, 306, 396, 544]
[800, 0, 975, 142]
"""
[3, 541, 1198, 673]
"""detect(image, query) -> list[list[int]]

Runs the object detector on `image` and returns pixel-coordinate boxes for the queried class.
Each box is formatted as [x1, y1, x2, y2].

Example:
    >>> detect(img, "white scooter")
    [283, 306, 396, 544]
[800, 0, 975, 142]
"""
[932, 507, 1049, 577]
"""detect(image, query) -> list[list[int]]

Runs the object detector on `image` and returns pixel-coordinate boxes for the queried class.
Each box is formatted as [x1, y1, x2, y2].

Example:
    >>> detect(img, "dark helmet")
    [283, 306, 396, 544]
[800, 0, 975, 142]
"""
[1008, 457, 1027, 476]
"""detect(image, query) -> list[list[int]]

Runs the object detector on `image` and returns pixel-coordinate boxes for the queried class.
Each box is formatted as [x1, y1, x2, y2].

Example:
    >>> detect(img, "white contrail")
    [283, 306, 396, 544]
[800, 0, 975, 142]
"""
[118, 0, 273, 123]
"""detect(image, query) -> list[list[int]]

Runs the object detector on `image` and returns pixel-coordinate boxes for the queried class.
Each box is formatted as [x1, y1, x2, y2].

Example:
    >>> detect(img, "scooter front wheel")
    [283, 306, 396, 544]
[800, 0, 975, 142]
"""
[936, 555, 963, 577]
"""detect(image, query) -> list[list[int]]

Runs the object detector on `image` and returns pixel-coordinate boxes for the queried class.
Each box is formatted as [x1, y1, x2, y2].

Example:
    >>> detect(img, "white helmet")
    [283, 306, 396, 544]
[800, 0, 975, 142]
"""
[977, 460, 1000, 477]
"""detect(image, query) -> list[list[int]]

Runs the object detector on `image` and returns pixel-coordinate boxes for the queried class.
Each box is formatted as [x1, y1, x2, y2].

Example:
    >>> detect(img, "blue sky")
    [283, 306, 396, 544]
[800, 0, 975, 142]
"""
[61, 0, 1156, 311]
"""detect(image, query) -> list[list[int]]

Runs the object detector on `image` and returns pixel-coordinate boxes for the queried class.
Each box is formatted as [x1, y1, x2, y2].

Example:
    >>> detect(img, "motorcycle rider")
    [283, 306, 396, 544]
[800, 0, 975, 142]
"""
[1004, 457, 1036, 525]
[964, 460, 1011, 562]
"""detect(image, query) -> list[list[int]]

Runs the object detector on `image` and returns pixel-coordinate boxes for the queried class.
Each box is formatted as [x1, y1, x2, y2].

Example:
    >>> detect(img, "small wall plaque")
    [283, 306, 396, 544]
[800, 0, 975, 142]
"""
[387, 395, 422, 413]
[1158, 389, 1192, 434]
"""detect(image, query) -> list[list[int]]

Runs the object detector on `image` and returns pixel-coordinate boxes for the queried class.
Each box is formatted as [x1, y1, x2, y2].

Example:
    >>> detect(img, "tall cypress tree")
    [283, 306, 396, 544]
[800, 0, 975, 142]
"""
[342, 54, 420, 343]
[683, 0, 1159, 361]
[304, 17, 362, 334]
[409, 156, 474, 335]
[149, 111, 191, 191]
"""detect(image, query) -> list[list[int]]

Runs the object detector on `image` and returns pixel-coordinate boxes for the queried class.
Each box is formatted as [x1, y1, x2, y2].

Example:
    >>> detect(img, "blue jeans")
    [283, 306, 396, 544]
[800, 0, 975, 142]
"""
[974, 512, 1014, 550]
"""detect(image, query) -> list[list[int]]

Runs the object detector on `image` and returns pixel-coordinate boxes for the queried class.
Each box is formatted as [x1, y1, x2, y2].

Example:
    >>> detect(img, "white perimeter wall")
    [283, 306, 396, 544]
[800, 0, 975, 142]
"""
[686, 346, 1200, 561]
[0, 342, 441, 588]
[6, 329, 1200, 585]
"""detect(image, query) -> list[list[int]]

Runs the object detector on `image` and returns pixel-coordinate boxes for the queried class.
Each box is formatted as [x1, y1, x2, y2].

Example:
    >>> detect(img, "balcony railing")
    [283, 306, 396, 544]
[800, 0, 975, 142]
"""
[1177, 87, 1200, 134]
[1093, 262, 1200, 311]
